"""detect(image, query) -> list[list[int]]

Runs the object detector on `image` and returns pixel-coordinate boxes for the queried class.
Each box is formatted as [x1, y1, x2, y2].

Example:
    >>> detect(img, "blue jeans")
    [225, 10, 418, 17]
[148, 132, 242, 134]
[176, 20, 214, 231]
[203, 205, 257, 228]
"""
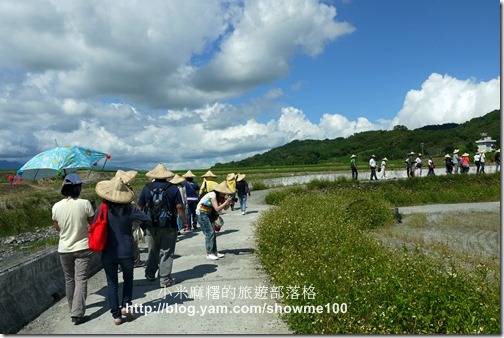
[186, 200, 198, 227]
[101, 254, 134, 319]
[196, 212, 217, 254]
[238, 194, 247, 212]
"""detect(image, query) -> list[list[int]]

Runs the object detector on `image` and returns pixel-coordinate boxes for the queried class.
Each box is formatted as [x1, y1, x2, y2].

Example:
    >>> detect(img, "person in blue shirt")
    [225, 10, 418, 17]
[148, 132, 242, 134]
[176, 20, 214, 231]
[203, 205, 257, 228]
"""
[182, 170, 200, 230]
[94, 176, 151, 325]
[137, 163, 187, 289]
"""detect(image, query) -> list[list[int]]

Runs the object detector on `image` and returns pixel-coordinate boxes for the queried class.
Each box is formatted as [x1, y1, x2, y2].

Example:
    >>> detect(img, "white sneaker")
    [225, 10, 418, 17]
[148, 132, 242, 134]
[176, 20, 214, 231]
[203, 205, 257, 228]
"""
[206, 254, 219, 260]
[216, 252, 225, 258]
[242, 211, 245, 215]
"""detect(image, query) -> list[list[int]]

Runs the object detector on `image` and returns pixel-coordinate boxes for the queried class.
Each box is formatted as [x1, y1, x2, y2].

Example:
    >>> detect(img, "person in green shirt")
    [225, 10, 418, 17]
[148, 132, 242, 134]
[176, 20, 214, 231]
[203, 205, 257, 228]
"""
[350, 154, 358, 180]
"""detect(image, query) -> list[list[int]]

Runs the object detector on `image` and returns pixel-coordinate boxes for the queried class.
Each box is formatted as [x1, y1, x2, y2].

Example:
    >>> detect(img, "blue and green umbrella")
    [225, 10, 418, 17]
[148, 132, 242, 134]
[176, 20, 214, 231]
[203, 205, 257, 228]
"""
[15, 145, 111, 181]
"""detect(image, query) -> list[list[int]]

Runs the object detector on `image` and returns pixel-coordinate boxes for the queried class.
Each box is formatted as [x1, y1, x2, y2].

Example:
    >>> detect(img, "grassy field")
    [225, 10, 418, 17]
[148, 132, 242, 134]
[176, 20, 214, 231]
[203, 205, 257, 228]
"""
[255, 173, 500, 334]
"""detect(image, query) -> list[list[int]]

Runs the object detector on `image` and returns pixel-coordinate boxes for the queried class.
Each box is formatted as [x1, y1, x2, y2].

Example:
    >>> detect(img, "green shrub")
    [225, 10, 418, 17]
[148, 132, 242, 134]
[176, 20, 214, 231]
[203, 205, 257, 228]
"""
[256, 183, 500, 334]
[263, 185, 307, 205]
[249, 180, 268, 191]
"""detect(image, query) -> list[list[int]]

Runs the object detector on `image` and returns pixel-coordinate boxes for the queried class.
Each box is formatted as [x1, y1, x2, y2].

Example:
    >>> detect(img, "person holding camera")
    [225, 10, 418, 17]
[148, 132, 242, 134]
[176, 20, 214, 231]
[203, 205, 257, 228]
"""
[196, 181, 233, 260]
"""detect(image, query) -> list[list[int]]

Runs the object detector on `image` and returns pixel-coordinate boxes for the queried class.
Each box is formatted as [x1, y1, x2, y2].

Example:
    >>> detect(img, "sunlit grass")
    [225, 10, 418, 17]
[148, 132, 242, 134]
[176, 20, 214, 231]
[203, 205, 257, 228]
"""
[256, 174, 500, 334]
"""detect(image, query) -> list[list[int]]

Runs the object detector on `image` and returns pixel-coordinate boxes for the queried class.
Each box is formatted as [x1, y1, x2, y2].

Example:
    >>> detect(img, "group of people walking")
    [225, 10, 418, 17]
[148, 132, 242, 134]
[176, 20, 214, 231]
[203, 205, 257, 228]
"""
[51, 164, 251, 326]
[351, 154, 390, 180]
[350, 148, 499, 180]
[444, 148, 500, 174]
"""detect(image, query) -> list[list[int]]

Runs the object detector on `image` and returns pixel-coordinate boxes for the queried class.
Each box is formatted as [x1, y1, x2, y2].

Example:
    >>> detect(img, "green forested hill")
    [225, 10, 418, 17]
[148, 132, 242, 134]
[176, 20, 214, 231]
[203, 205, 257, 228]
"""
[213, 109, 500, 168]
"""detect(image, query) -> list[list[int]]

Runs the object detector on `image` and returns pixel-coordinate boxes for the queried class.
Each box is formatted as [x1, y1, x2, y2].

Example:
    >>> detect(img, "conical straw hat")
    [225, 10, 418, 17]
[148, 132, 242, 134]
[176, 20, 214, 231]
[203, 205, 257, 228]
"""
[169, 174, 186, 185]
[182, 170, 197, 178]
[146, 163, 175, 179]
[95, 177, 134, 204]
[213, 181, 234, 194]
[114, 170, 138, 185]
[201, 170, 217, 178]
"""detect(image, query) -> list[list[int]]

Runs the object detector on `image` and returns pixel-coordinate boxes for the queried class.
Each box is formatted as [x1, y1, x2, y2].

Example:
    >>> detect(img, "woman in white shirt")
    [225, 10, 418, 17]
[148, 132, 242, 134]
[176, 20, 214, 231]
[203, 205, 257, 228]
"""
[52, 174, 94, 325]
[380, 157, 388, 179]
[415, 154, 423, 177]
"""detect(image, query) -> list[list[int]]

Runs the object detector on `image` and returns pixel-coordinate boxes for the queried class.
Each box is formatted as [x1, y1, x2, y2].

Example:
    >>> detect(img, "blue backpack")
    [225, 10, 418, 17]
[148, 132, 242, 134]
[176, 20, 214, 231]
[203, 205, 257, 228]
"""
[145, 182, 173, 227]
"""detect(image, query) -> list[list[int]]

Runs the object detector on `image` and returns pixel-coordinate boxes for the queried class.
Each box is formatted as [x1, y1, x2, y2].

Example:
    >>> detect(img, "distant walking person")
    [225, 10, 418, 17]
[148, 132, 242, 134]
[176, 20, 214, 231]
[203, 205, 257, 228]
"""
[427, 156, 435, 176]
[474, 151, 481, 173]
[494, 149, 500, 172]
[380, 157, 388, 179]
[452, 149, 460, 174]
[407, 152, 415, 177]
[461, 153, 470, 173]
[52, 174, 94, 325]
[415, 153, 423, 177]
[350, 154, 358, 180]
[369, 155, 378, 180]
[444, 154, 453, 174]
[170, 174, 188, 232]
[226, 173, 237, 211]
[199, 170, 218, 195]
[479, 150, 486, 173]
[236, 173, 251, 215]
[182, 170, 200, 230]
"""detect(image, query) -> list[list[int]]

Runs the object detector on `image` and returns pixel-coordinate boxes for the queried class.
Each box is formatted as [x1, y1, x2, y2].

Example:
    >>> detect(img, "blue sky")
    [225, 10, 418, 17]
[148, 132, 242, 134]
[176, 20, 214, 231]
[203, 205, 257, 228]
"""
[0, 0, 500, 171]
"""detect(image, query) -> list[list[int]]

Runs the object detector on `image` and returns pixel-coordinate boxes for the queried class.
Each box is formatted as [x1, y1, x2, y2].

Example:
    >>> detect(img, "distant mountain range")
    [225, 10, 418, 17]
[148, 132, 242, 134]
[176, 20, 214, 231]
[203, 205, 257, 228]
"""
[212, 109, 501, 168]
[0, 161, 24, 171]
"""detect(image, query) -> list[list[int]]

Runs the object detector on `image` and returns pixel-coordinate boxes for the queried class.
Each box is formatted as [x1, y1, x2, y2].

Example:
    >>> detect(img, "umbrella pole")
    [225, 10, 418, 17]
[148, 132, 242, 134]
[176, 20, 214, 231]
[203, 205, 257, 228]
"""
[101, 158, 109, 170]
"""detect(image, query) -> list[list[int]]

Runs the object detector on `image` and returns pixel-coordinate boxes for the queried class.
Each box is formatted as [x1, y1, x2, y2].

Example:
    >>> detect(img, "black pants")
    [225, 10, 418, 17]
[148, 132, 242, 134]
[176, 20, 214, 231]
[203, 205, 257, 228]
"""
[351, 167, 358, 179]
[370, 167, 378, 180]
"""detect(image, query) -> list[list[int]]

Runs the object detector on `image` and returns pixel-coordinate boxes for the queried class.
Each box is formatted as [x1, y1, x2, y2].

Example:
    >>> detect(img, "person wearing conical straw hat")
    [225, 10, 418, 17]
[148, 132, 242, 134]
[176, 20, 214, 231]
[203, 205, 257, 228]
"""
[479, 149, 486, 174]
[415, 153, 423, 177]
[52, 173, 94, 325]
[137, 163, 187, 288]
[182, 170, 200, 230]
[380, 157, 388, 180]
[226, 173, 237, 210]
[369, 155, 378, 180]
[94, 177, 151, 325]
[444, 154, 453, 174]
[169, 174, 189, 233]
[407, 151, 416, 177]
[460, 153, 470, 173]
[427, 156, 435, 176]
[474, 150, 481, 173]
[236, 173, 251, 215]
[350, 154, 358, 180]
[199, 170, 218, 195]
[114, 170, 144, 266]
[196, 181, 234, 260]
[452, 149, 460, 174]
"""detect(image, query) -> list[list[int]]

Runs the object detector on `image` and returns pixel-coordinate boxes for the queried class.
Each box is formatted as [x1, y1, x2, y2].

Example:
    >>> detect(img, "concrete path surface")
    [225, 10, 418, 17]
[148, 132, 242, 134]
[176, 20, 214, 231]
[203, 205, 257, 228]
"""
[18, 190, 292, 334]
